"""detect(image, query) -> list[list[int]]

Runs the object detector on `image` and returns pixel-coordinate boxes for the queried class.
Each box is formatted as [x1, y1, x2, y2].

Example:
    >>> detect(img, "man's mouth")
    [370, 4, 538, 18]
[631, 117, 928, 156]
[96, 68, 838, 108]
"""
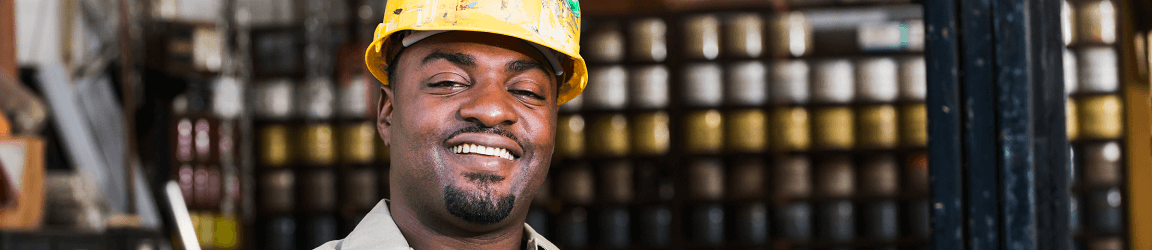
[451, 143, 517, 161]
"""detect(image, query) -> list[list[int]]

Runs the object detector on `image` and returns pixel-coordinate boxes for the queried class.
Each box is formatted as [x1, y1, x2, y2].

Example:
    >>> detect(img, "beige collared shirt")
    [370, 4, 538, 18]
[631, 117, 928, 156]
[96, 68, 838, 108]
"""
[314, 200, 559, 250]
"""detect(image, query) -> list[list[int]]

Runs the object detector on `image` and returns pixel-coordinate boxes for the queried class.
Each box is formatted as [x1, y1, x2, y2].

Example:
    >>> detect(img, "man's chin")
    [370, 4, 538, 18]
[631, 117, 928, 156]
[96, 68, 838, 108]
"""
[443, 185, 517, 225]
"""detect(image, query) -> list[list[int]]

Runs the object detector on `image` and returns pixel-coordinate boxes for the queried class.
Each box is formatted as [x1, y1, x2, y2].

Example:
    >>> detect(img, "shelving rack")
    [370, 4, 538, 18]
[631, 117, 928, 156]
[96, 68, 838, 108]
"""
[538, 1, 932, 249]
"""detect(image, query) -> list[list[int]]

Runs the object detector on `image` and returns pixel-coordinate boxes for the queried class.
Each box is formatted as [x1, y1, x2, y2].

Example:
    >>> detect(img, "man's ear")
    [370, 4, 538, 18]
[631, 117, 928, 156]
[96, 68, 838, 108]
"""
[377, 85, 394, 146]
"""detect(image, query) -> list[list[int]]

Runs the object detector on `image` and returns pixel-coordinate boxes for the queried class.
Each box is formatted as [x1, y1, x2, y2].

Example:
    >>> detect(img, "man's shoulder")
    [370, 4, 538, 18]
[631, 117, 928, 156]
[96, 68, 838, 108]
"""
[316, 225, 558, 250]
[313, 239, 343, 250]
[315, 199, 558, 250]
[313, 239, 414, 250]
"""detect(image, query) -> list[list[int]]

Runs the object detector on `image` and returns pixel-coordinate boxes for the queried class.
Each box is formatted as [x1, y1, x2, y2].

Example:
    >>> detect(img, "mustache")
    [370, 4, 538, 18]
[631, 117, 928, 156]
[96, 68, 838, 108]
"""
[463, 172, 506, 183]
[444, 124, 524, 150]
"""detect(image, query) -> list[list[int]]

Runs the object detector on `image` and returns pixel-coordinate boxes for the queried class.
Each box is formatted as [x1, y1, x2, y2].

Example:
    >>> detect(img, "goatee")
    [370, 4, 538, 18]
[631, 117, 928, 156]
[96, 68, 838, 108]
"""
[444, 184, 516, 224]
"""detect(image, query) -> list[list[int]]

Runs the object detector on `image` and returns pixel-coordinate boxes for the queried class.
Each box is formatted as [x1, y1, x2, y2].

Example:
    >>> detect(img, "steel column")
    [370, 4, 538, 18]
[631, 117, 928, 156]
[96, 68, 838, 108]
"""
[925, 0, 965, 248]
[1025, 0, 1071, 249]
[925, 0, 1071, 249]
[959, 0, 999, 248]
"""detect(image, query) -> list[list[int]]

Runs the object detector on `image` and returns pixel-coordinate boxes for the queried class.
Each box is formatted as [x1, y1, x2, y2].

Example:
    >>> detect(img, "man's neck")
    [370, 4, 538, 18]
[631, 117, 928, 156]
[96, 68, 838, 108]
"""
[389, 199, 525, 250]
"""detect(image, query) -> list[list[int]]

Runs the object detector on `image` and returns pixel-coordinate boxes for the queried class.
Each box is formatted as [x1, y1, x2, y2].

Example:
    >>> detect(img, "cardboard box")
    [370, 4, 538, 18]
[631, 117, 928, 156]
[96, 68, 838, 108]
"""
[0, 137, 45, 230]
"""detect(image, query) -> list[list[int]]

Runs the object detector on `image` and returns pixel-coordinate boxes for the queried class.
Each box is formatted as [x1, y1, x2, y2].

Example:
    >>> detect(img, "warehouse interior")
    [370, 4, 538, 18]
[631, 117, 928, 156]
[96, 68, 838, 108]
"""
[0, 0, 1150, 249]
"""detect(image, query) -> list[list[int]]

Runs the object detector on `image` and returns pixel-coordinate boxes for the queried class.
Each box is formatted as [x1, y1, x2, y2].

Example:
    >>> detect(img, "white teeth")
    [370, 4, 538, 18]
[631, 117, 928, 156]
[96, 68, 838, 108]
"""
[451, 144, 515, 160]
[502, 150, 513, 160]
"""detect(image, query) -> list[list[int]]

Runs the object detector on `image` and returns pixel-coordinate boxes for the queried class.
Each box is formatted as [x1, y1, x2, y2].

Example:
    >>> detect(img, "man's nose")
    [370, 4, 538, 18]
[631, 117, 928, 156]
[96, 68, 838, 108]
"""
[459, 83, 519, 127]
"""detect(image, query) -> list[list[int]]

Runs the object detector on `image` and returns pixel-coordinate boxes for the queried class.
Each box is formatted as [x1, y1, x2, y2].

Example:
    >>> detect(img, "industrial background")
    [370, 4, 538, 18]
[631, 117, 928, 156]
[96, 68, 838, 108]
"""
[0, 0, 1149, 250]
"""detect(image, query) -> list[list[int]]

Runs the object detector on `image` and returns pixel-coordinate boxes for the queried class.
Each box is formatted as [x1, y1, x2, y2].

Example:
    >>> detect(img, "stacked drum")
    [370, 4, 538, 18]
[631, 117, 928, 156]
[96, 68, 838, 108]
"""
[536, 2, 931, 249]
[250, 49, 386, 250]
[1064, 1, 1128, 249]
[171, 78, 244, 250]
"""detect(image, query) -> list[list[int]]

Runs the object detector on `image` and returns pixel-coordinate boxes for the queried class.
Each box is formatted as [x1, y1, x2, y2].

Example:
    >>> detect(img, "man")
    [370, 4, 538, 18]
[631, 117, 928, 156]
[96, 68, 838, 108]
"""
[316, 0, 587, 249]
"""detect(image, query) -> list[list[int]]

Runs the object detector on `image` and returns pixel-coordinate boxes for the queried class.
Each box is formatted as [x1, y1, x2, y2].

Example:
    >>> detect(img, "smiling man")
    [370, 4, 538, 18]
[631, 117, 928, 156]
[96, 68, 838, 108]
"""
[315, 0, 587, 250]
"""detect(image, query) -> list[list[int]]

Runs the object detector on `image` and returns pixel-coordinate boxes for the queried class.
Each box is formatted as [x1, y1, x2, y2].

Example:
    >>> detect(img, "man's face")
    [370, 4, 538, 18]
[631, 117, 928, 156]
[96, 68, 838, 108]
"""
[377, 32, 558, 231]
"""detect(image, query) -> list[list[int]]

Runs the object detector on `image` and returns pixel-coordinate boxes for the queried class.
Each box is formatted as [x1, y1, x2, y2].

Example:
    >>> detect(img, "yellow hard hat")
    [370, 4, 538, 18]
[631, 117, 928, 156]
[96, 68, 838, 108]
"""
[365, 0, 588, 105]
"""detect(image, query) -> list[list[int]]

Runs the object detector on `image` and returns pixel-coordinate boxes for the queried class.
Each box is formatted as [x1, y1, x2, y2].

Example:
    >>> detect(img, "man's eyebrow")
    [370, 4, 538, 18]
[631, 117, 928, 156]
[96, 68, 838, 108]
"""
[506, 60, 548, 74]
[422, 52, 476, 67]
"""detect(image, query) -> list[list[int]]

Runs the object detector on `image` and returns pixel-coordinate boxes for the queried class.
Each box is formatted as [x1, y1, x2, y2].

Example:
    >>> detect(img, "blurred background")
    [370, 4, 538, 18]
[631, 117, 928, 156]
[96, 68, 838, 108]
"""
[0, 0, 1150, 250]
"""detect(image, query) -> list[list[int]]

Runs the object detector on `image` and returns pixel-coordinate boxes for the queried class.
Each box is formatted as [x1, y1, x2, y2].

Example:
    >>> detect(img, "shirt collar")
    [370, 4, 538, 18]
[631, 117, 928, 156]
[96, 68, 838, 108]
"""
[339, 200, 412, 250]
[523, 222, 559, 250]
[339, 200, 558, 250]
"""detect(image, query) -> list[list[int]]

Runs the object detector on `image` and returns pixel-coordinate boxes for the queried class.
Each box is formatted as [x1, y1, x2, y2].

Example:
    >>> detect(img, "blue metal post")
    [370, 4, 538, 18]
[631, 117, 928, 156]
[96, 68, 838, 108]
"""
[925, 0, 1071, 249]
[959, 0, 999, 248]
[925, 0, 965, 249]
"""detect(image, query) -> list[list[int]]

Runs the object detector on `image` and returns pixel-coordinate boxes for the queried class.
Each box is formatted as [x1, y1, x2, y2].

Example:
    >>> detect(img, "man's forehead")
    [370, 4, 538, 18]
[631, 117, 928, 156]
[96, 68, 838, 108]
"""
[408, 34, 546, 64]
[401, 35, 560, 83]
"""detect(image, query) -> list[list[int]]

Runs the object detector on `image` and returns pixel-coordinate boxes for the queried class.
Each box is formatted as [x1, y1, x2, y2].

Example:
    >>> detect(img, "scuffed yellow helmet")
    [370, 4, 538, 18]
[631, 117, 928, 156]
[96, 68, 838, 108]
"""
[365, 0, 588, 105]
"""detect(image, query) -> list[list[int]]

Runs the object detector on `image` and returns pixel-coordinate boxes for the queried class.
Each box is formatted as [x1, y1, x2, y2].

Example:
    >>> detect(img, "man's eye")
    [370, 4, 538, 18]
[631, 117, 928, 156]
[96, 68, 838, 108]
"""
[511, 90, 545, 100]
[429, 81, 467, 88]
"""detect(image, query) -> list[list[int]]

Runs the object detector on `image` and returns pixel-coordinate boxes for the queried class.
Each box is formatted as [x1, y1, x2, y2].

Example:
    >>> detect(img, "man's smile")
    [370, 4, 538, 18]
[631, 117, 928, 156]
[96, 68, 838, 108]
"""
[444, 131, 526, 162]
[452, 143, 517, 160]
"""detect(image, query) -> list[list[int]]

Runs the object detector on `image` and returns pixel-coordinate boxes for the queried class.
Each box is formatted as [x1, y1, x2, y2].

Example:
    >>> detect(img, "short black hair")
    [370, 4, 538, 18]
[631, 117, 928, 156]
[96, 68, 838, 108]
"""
[386, 57, 399, 86]
[383, 33, 406, 87]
